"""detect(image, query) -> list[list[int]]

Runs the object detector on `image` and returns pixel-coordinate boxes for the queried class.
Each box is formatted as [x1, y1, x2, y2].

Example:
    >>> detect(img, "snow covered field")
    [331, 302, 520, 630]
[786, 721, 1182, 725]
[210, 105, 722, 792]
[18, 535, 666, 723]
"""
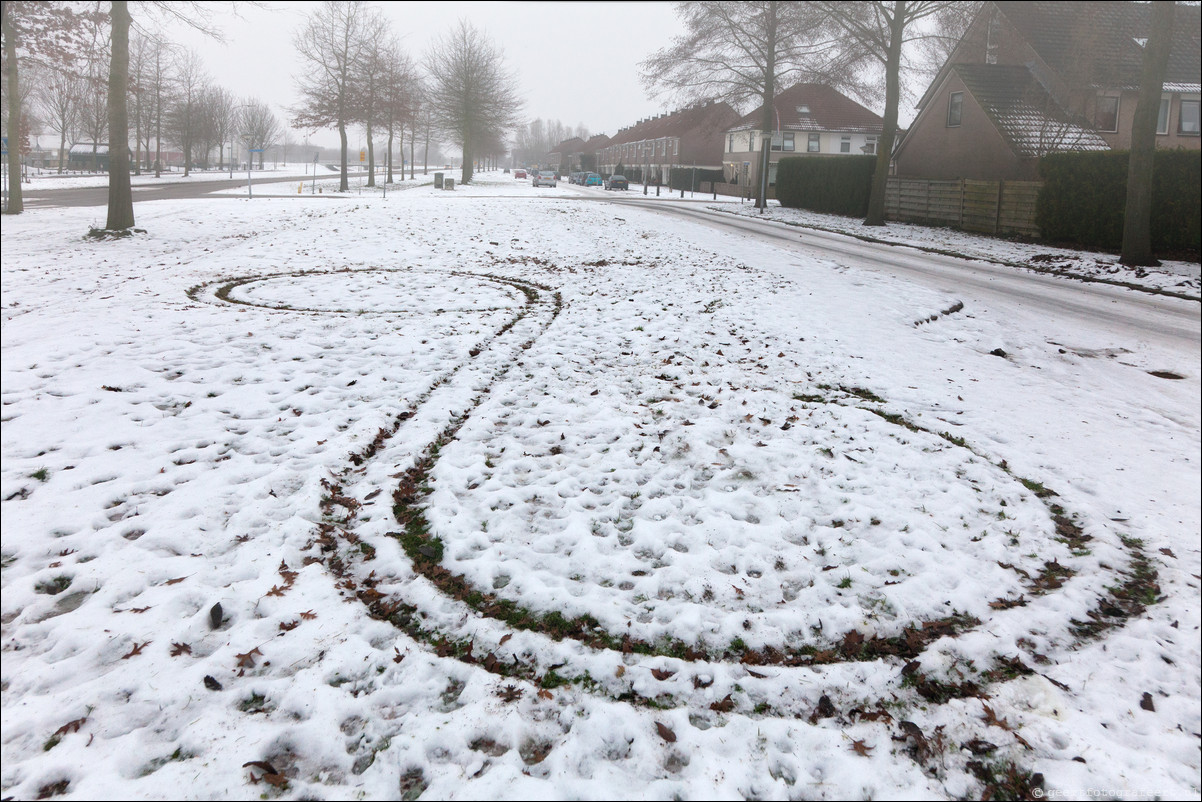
[2, 175, 1199, 799]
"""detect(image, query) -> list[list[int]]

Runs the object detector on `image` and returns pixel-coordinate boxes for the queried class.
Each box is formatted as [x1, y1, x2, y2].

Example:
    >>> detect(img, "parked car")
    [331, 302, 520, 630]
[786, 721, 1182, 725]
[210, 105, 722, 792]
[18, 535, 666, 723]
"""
[514, 169, 527, 179]
[604, 174, 628, 191]
[532, 170, 557, 188]
[584, 173, 602, 187]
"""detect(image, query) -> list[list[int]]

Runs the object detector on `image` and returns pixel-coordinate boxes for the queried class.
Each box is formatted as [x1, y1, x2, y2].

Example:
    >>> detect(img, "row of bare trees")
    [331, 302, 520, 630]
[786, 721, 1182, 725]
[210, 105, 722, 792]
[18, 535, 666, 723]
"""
[2, 1, 283, 222]
[291, 2, 520, 188]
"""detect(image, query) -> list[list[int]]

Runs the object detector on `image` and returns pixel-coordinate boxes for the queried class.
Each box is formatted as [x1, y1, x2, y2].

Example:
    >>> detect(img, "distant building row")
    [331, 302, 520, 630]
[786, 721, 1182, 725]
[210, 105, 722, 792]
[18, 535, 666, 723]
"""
[549, 1, 1199, 187]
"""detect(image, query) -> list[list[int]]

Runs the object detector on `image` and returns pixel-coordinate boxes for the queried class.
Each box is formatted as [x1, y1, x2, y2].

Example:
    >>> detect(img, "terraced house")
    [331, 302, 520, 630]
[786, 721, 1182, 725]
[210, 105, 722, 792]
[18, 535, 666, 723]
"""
[893, 0, 1202, 181]
[596, 101, 738, 185]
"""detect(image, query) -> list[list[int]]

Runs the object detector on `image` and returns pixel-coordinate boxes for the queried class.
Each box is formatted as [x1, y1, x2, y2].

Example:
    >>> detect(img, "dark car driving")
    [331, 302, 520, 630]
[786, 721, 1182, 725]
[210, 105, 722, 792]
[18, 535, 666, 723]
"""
[604, 174, 628, 191]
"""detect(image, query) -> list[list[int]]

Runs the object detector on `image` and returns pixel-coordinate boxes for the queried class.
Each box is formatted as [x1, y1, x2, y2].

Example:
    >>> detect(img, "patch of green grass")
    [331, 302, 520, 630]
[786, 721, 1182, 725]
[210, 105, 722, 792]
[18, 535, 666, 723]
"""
[30, 467, 49, 482]
[837, 575, 853, 589]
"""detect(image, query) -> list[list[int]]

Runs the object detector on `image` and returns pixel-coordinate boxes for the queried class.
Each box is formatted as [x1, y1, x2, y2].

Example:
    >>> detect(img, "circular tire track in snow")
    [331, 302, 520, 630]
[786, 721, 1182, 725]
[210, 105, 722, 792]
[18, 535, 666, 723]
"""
[189, 267, 532, 315]
[285, 269, 1157, 718]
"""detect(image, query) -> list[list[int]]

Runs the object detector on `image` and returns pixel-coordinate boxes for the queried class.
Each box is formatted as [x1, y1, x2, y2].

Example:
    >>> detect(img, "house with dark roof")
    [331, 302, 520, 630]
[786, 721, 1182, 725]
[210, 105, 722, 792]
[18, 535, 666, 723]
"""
[548, 137, 585, 173]
[597, 101, 739, 183]
[894, 1, 1201, 181]
[722, 83, 885, 186]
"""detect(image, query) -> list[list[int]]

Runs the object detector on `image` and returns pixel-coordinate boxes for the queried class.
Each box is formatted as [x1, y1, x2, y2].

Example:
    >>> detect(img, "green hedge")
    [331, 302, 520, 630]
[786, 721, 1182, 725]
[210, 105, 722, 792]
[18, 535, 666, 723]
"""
[668, 167, 725, 192]
[1036, 149, 1200, 253]
[774, 155, 876, 216]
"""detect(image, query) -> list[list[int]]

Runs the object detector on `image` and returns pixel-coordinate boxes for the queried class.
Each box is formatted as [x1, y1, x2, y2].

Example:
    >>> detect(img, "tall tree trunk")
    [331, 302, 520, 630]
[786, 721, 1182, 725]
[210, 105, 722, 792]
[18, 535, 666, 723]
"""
[338, 121, 348, 191]
[1121, 1, 1174, 266]
[424, 122, 429, 175]
[461, 132, 472, 185]
[865, 1, 905, 227]
[4, 9, 24, 214]
[106, 0, 134, 230]
[755, 0, 778, 210]
[366, 122, 375, 187]
[409, 128, 414, 180]
[386, 128, 394, 184]
[58, 131, 67, 175]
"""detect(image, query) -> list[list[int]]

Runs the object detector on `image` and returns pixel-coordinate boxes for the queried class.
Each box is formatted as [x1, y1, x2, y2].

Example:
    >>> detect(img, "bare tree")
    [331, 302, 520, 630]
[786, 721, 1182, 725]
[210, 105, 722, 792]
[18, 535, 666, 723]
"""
[350, 6, 389, 187]
[292, 0, 369, 192]
[424, 19, 521, 184]
[166, 48, 208, 177]
[39, 63, 82, 174]
[2, 1, 96, 212]
[239, 98, 281, 169]
[1121, 1, 1174, 267]
[381, 43, 417, 184]
[817, 1, 959, 226]
[641, 2, 857, 209]
[204, 84, 236, 170]
[77, 45, 110, 172]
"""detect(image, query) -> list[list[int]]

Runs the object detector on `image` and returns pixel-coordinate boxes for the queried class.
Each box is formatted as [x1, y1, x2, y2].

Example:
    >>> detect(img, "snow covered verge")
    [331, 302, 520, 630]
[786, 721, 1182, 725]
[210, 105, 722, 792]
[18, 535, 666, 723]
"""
[2, 182, 1199, 800]
[719, 203, 1201, 300]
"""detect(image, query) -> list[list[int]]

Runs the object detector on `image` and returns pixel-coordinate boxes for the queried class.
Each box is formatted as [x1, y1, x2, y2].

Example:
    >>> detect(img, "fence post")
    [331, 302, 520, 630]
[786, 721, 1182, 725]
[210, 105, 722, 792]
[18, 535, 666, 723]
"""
[958, 179, 965, 229]
[995, 180, 1004, 235]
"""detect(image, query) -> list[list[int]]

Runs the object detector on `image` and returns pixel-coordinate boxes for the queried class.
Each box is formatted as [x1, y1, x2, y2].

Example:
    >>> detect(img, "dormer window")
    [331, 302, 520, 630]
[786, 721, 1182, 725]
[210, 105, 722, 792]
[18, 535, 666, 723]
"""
[797, 105, 811, 115]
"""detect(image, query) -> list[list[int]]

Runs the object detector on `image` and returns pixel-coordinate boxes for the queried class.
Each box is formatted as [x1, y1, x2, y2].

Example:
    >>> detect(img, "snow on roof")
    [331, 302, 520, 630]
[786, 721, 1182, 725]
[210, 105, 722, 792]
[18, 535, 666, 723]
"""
[726, 84, 884, 135]
[954, 64, 1110, 157]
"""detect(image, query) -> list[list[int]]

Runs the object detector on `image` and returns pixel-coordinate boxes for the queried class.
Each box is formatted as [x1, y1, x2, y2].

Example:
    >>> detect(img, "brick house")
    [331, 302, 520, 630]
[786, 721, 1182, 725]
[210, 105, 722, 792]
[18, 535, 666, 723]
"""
[597, 101, 738, 183]
[894, 1, 1201, 181]
[722, 83, 885, 187]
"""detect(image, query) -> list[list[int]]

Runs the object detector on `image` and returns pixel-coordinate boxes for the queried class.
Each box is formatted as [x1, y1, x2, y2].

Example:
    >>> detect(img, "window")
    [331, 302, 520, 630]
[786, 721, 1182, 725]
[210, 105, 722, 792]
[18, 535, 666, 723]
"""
[840, 135, 851, 153]
[797, 104, 810, 115]
[1158, 98, 1170, 134]
[782, 132, 794, 152]
[770, 132, 794, 151]
[947, 91, 963, 127]
[748, 132, 756, 151]
[1180, 99, 1200, 135]
[1095, 95, 1119, 133]
[728, 133, 735, 152]
[807, 133, 820, 153]
[864, 136, 878, 155]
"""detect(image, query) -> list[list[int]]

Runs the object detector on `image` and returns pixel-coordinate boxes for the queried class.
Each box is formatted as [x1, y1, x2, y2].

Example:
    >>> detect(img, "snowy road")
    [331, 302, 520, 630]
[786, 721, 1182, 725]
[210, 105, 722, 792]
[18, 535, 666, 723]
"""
[598, 196, 1202, 350]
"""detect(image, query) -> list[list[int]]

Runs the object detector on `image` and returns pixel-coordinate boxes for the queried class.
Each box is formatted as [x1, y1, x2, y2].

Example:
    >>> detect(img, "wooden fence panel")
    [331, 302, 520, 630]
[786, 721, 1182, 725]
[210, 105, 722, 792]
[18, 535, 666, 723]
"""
[886, 177, 1041, 238]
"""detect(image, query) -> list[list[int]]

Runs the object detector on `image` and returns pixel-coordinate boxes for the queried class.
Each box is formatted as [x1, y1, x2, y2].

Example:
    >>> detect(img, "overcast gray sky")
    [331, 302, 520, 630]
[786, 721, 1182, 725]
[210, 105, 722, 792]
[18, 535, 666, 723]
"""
[167, 1, 691, 150]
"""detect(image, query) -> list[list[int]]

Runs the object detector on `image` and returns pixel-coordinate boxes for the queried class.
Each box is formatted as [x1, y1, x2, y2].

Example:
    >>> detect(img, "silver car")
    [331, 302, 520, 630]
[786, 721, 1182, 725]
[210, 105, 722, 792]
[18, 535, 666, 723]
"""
[532, 170, 557, 188]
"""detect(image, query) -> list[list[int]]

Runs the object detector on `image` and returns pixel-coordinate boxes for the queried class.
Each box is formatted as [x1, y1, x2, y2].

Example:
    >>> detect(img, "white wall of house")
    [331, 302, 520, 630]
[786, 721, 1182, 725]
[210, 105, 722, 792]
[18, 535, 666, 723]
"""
[722, 130, 880, 183]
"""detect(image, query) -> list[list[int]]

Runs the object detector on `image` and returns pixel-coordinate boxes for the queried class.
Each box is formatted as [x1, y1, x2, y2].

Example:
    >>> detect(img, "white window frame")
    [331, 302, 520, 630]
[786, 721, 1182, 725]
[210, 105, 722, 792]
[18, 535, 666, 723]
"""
[1095, 94, 1120, 133]
[1157, 97, 1170, 135]
[1179, 98, 1200, 135]
[840, 135, 851, 153]
[807, 133, 820, 153]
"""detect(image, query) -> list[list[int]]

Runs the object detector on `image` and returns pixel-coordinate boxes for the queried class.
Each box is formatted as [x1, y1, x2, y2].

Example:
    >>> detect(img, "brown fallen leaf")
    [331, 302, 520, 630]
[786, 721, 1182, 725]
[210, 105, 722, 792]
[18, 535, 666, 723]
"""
[299, 610, 317, 620]
[164, 576, 187, 586]
[278, 620, 298, 632]
[655, 722, 677, 743]
[850, 739, 874, 756]
[651, 667, 676, 681]
[499, 633, 513, 646]
[170, 642, 192, 657]
[981, 702, 1013, 731]
[537, 689, 553, 701]
[236, 647, 263, 668]
[393, 647, 405, 664]
[122, 641, 150, 659]
[710, 695, 735, 713]
[54, 718, 87, 736]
